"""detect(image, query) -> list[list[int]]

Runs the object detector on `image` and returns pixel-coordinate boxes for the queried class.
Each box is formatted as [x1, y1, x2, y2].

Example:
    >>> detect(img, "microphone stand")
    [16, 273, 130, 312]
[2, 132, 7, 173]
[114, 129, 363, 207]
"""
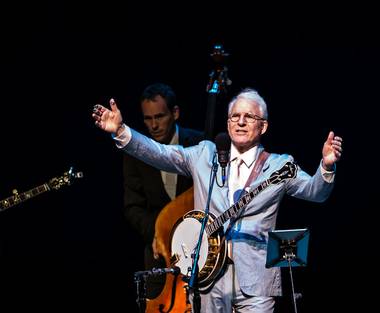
[134, 272, 147, 313]
[134, 267, 180, 313]
[187, 153, 218, 313]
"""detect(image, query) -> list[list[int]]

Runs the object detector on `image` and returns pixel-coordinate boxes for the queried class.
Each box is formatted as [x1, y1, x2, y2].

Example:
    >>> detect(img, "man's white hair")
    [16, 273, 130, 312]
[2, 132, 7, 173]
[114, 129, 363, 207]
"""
[228, 88, 268, 119]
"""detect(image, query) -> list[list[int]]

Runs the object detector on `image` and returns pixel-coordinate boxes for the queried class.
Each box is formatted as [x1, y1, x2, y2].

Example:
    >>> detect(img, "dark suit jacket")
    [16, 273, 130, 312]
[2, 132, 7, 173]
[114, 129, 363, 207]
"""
[123, 126, 203, 298]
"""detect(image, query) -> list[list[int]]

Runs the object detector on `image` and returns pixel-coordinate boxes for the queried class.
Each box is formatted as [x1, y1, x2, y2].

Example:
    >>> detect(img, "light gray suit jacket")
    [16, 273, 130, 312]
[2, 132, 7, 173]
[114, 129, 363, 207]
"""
[121, 129, 335, 297]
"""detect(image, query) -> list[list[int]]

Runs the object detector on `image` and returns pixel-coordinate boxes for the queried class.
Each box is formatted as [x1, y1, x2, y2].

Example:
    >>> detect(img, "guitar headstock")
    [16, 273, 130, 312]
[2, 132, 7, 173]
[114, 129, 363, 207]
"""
[270, 162, 297, 184]
[48, 167, 83, 190]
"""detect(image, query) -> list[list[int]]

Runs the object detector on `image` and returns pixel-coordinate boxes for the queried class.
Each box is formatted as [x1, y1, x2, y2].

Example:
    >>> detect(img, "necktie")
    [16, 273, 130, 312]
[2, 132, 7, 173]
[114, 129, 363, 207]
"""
[164, 172, 177, 200]
[230, 158, 244, 204]
[227, 157, 243, 260]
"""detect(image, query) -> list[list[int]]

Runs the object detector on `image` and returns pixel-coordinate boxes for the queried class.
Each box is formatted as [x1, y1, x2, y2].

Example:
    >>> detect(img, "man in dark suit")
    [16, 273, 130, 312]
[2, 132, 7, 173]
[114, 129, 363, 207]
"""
[123, 83, 203, 298]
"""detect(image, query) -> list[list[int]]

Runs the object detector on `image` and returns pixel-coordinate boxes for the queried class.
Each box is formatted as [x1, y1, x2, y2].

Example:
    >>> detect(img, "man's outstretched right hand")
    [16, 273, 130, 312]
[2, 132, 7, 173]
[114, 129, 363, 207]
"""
[92, 98, 124, 135]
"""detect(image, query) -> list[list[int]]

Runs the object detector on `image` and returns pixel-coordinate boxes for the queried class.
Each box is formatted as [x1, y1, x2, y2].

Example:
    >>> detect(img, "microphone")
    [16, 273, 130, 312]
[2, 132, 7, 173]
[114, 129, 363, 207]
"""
[134, 266, 181, 278]
[215, 132, 231, 185]
[151, 267, 180, 276]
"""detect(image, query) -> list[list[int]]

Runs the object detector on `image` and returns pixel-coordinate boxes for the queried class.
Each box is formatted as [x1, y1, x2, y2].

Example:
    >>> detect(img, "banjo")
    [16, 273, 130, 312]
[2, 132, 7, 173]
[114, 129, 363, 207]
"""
[170, 161, 297, 290]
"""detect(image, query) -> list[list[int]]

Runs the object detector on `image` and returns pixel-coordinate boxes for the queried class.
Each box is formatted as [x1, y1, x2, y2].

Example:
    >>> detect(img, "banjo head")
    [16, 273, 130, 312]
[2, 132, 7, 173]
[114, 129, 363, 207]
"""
[170, 210, 227, 290]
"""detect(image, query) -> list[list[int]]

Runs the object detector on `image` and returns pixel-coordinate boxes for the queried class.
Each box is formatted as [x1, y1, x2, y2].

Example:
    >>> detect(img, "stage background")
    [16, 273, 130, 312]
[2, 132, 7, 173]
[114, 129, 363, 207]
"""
[1, 2, 377, 312]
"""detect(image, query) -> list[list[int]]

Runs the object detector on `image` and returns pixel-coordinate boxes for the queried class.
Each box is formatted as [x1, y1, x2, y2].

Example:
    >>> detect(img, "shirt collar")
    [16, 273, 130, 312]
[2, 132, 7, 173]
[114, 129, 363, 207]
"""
[230, 144, 258, 168]
[169, 124, 179, 145]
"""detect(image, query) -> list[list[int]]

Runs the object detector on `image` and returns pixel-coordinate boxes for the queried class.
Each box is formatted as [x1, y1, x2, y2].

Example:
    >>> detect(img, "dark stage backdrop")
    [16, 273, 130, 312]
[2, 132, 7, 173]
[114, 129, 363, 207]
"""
[0, 3, 377, 313]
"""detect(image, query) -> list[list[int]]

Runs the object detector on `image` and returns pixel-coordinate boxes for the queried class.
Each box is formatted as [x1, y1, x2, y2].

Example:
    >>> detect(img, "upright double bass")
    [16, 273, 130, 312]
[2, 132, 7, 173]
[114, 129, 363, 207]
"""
[145, 44, 230, 313]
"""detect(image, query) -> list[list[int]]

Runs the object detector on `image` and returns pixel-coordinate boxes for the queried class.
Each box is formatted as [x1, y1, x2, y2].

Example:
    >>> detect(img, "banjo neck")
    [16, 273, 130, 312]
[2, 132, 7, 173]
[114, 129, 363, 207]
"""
[205, 179, 271, 236]
[206, 161, 298, 236]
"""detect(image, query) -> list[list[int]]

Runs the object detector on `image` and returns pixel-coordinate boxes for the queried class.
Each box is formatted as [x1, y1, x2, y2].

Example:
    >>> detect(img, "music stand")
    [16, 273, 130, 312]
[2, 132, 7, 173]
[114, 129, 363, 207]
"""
[266, 228, 310, 313]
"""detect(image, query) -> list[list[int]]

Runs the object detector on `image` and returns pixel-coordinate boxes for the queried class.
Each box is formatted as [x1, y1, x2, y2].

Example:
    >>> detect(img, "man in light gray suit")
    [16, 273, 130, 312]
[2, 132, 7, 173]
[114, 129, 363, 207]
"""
[92, 88, 343, 313]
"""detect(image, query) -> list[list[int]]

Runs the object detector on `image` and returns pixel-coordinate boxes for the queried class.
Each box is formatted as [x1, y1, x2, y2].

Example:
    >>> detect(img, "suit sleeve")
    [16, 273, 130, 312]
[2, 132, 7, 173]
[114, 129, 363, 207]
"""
[285, 158, 335, 203]
[123, 155, 157, 244]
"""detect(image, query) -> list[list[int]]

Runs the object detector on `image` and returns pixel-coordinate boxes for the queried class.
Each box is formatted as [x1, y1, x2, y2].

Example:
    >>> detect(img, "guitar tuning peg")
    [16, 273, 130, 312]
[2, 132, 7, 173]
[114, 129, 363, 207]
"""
[75, 172, 84, 178]
[12, 189, 19, 195]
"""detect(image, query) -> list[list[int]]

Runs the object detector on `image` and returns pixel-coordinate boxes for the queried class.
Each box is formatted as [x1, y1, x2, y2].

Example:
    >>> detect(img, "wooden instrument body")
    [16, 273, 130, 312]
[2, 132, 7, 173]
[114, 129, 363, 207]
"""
[145, 187, 194, 313]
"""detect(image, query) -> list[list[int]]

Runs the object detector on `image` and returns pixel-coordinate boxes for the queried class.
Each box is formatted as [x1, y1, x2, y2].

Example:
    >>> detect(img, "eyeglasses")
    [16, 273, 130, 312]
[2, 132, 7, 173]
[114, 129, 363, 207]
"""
[228, 113, 266, 123]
